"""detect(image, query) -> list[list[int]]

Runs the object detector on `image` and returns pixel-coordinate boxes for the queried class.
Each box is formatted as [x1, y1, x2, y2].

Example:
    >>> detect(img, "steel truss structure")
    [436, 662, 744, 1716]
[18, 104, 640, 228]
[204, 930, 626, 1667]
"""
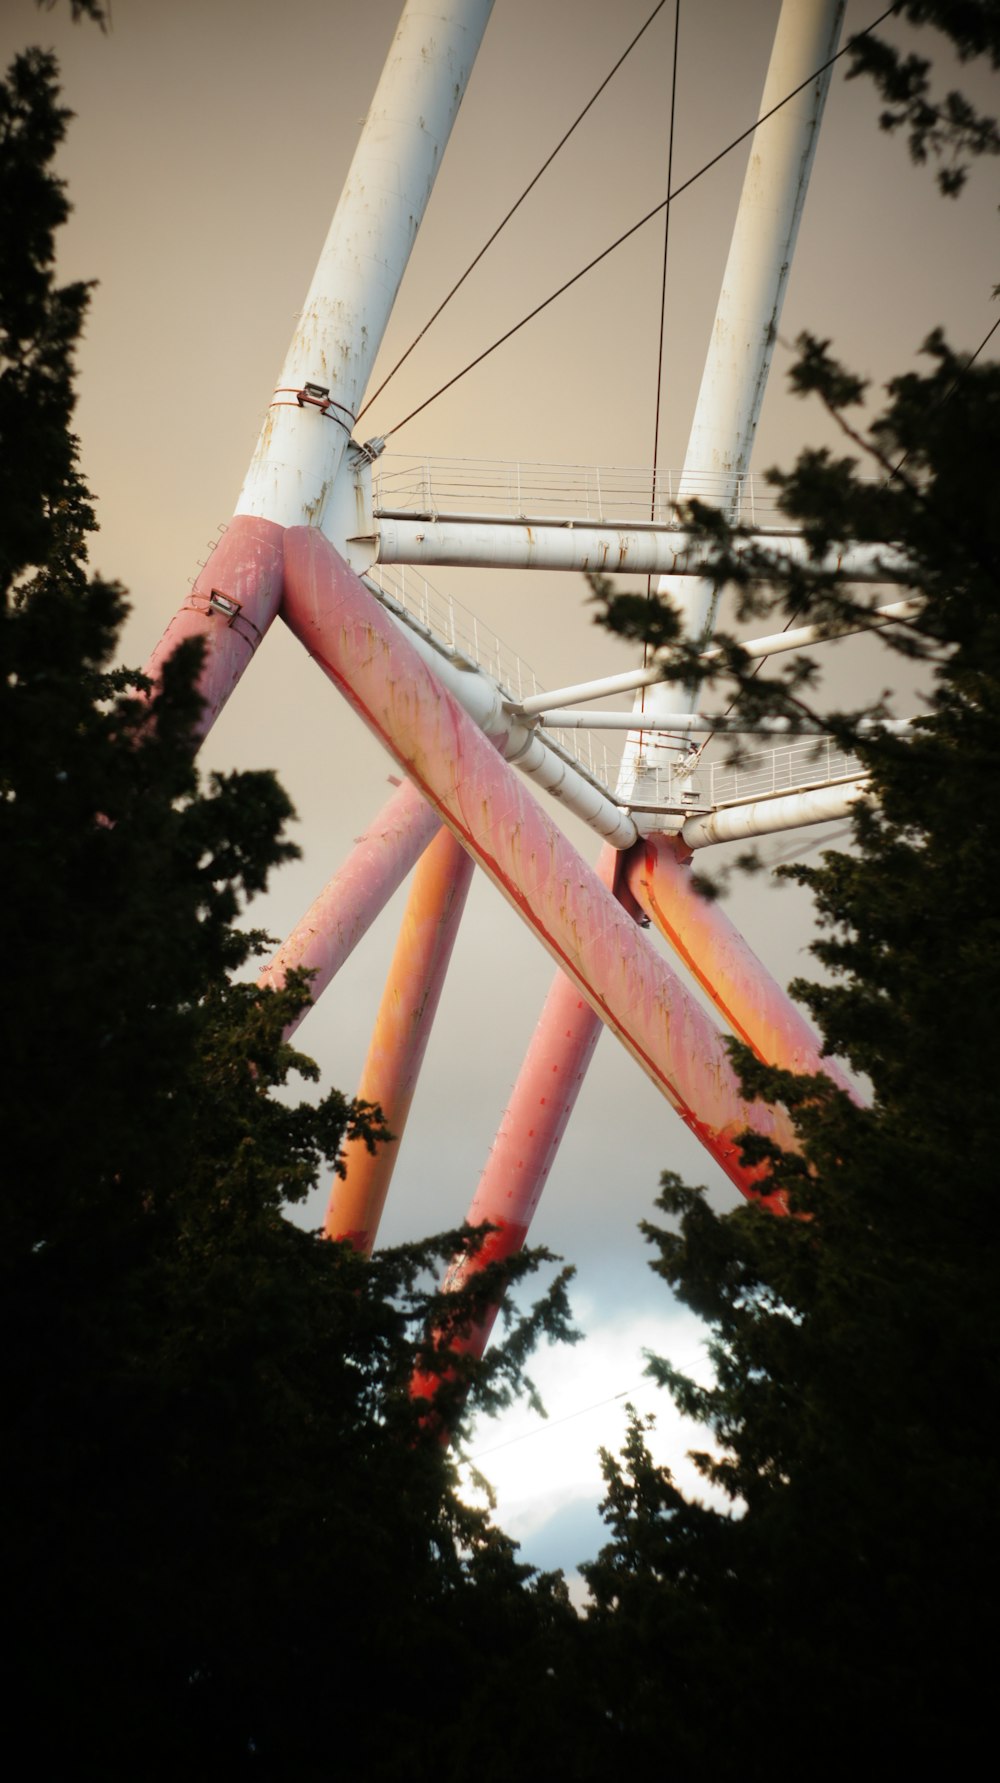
[144, 0, 893, 1366]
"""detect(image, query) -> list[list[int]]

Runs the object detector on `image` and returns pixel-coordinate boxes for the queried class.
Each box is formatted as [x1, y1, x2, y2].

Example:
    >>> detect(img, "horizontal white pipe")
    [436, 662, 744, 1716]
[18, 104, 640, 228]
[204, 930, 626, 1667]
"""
[543, 709, 805, 733]
[367, 585, 637, 848]
[540, 710, 913, 735]
[376, 518, 913, 582]
[516, 666, 669, 715]
[682, 779, 870, 848]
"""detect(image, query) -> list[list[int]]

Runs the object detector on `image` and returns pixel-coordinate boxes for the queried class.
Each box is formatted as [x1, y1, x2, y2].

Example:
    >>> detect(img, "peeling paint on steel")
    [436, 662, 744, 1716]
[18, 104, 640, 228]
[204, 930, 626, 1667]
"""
[140, 514, 286, 741]
[235, 1, 494, 532]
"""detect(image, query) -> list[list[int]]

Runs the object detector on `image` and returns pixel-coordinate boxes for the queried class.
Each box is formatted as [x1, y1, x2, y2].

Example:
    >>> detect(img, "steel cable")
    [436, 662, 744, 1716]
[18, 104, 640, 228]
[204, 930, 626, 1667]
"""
[356, 0, 672, 423]
[378, 5, 899, 441]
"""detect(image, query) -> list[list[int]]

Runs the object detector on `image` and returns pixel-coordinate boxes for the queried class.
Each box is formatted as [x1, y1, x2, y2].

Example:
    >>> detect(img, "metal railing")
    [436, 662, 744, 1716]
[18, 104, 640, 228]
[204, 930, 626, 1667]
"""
[709, 738, 863, 805]
[364, 563, 863, 820]
[365, 563, 622, 793]
[372, 454, 786, 528]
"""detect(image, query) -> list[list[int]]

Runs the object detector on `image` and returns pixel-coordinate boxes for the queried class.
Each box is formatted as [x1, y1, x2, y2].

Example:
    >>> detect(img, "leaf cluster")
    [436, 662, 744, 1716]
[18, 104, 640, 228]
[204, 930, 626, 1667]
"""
[848, 0, 1000, 193]
[584, 116, 1000, 1779]
[0, 44, 591, 1775]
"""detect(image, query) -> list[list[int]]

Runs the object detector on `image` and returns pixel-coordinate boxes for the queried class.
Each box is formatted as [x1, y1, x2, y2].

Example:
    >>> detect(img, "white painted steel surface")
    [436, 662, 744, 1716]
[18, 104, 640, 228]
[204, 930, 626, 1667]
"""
[539, 711, 912, 736]
[376, 517, 912, 582]
[510, 601, 921, 718]
[682, 780, 870, 848]
[236, 0, 494, 529]
[372, 455, 787, 526]
[618, 0, 845, 800]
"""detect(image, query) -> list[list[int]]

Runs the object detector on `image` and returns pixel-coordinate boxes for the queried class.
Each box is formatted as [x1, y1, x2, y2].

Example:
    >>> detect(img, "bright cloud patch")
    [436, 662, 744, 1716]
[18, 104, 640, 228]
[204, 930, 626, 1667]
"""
[460, 1299, 730, 1587]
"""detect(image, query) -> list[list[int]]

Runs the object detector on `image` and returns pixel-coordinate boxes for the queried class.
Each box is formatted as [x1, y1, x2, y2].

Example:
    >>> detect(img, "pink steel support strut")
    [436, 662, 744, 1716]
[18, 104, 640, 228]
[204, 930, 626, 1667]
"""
[623, 832, 858, 1096]
[326, 826, 475, 1254]
[280, 526, 800, 1196]
[413, 0, 848, 1388]
[436, 972, 607, 1366]
[258, 778, 440, 1034]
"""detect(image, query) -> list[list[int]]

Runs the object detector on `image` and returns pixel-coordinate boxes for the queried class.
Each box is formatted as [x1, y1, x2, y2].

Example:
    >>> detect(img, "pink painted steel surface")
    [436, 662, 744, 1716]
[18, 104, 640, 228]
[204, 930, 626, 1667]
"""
[422, 848, 623, 1369]
[623, 833, 857, 1096]
[258, 778, 440, 1034]
[436, 971, 606, 1371]
[141, 515, 286, 742]
[280, 526, 799, 1198]
[326, 826, 474, 1254]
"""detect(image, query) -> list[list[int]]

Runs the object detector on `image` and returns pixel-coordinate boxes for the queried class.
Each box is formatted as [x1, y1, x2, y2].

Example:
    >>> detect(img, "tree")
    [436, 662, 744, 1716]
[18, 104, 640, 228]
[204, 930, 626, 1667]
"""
[579, 19, 1000, 1773]
[0, 42, 585, 1776]
[845, 0, 1000, 195]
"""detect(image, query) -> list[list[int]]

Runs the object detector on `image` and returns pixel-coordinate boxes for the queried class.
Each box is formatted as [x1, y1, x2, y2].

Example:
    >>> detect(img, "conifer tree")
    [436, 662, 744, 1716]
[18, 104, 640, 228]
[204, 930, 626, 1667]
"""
[0, 40, 579, 1775]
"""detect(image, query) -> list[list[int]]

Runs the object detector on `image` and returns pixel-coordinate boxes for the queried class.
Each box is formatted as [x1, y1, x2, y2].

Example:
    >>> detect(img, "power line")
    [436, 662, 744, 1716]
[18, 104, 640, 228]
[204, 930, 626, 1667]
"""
[380, 4, 900, 440]
[470, 1382, 655, 1461]
[356, 0, 672, 423]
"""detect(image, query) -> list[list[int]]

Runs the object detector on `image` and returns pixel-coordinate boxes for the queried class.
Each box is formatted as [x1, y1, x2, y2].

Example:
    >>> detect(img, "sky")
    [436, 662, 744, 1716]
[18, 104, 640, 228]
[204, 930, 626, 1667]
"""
[6, 0, 996, 1579]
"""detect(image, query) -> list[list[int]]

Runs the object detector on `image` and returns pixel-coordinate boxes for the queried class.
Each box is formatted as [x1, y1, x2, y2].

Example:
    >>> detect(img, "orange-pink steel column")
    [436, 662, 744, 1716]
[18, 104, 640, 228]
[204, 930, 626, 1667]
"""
[280, 526, 800, 1197]
[624, 833, 857, 1094]
[258, 779, 441, 1036]
[423, 849, 625, 1367]
[326, 826, 474, 1253]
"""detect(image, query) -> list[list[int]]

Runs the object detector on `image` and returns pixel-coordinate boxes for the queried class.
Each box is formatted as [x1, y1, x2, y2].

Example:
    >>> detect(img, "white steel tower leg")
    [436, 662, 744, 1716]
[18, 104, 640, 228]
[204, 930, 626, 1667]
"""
[619, 0, 845, 798]
[237, 0, 496, 532]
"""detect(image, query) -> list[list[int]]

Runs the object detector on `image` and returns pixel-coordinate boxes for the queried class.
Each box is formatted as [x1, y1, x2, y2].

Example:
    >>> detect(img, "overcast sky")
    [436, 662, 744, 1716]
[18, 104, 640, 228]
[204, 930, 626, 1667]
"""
[7, 0, 996, 1575]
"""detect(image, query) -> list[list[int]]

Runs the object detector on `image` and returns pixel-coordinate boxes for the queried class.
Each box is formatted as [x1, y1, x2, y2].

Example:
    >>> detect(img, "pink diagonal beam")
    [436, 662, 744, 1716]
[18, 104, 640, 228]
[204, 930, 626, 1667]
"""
[280, 527, 799, 1198]
[623, 833, 858, 1096]
[258, 778, 441, 1035]
[326, 826, 474, 1254]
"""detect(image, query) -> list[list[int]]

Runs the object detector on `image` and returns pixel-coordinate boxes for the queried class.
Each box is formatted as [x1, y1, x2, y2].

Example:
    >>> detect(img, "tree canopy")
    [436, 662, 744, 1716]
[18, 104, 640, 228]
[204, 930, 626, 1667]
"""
[5, 4, 1000, 1774]
[0, 42, 583, 1776]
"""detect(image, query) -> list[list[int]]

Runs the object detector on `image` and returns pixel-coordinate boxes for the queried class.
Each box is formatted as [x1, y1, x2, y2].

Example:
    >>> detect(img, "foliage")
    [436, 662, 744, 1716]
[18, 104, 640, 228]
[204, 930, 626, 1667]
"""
[847, 0, 1000, 194]
[0, 44, 586, 1776]
[584, 20, 1000, 1771]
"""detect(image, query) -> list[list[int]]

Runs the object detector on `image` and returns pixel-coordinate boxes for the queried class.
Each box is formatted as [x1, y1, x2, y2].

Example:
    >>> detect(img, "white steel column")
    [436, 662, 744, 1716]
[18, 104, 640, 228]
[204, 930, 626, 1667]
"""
[618, 0, 845, 800]
[236, 0, 495, 531]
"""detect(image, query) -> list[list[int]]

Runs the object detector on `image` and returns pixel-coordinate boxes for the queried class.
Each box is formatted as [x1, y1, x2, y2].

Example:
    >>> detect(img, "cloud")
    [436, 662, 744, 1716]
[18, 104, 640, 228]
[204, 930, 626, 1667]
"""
[460, 1300, 729, 1582]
